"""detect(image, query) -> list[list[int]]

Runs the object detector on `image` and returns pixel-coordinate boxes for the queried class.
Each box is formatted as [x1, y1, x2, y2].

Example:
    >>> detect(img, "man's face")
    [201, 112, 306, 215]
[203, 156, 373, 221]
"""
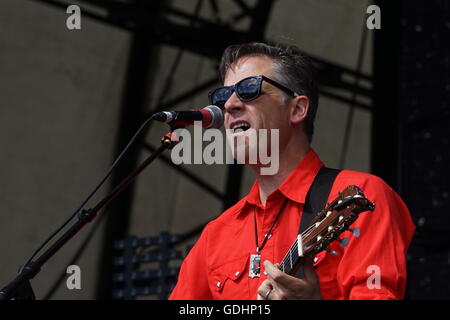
[223, 56, 292, 164]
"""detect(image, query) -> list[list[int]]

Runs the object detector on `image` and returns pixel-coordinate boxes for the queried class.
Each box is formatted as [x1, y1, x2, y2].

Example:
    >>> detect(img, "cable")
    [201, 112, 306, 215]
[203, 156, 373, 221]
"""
[42, 207, 108, 300]
[22, 114, 156, 270]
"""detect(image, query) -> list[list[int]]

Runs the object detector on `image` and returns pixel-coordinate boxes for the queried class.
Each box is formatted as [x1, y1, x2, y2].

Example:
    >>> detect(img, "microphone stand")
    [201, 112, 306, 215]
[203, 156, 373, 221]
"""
[0, 132, 178, 300]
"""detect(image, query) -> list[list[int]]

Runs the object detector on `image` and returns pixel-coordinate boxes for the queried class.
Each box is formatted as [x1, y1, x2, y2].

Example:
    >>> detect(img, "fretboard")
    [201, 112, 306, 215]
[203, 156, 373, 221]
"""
[280, 235, 303, 275]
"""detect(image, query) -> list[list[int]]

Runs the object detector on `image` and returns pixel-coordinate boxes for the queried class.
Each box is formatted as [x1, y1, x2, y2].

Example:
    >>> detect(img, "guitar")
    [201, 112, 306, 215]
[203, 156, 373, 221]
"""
[279, 185, 375, 276]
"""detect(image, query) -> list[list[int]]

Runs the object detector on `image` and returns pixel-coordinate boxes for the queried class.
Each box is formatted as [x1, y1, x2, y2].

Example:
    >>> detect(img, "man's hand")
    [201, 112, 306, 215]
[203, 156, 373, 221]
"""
[256, 256, 322, 300]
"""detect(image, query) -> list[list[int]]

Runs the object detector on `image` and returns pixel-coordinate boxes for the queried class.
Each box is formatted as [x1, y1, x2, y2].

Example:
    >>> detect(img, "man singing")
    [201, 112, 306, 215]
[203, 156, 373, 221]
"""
[169, 42, 415, 300]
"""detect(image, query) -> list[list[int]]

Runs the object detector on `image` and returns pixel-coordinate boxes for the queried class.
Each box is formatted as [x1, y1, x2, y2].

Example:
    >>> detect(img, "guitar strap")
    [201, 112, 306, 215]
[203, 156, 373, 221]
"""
[299, 167, 341, 234]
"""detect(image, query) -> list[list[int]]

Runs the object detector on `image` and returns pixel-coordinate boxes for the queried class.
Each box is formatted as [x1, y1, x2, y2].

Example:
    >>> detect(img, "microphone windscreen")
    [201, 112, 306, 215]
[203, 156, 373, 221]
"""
[203, 105, 224, 129]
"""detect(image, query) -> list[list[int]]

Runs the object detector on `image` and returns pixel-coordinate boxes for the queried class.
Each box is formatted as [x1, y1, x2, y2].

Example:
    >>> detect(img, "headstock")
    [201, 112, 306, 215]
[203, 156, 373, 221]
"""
[301, 185, 375, 256]
[280, 185, 375, 276]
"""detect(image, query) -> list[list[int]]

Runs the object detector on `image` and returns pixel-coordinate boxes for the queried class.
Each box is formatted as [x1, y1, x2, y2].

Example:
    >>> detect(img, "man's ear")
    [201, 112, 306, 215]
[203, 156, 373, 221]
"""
[290, 96, 309, 125]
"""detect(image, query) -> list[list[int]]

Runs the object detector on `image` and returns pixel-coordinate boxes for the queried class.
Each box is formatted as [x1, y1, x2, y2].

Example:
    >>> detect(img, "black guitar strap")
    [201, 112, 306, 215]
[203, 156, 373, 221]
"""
[299, 167, 341, 234]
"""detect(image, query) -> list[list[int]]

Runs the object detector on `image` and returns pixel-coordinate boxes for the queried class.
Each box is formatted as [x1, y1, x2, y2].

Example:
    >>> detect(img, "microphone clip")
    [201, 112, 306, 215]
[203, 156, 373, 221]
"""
[161, 131, 181, 150]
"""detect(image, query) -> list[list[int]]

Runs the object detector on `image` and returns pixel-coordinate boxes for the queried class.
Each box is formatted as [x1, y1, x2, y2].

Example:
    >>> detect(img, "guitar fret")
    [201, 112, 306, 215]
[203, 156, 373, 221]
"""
[282, 257, 288, 272]
[282, 240, 294, 274]
[292, 246, 299, 263]
[281, 250, 291, 273]
[289, 248, 293, 270]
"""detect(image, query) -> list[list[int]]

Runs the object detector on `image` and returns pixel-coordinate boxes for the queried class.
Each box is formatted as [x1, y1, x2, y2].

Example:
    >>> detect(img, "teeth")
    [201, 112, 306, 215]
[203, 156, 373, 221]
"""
[231, 121, 250, 132]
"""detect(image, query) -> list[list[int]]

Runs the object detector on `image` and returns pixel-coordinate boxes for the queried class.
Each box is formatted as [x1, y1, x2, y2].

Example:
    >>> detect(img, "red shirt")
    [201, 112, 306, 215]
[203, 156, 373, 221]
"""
[169, 149, 415, 300]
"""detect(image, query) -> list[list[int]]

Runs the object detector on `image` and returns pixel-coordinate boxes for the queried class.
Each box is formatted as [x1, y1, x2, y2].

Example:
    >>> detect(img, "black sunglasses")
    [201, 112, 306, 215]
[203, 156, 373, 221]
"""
[208, 75, 299, 109]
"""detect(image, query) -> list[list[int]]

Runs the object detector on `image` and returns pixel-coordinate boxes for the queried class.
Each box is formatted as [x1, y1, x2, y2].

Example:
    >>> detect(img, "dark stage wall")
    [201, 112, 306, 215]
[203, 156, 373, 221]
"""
[374, 0, 450, 299]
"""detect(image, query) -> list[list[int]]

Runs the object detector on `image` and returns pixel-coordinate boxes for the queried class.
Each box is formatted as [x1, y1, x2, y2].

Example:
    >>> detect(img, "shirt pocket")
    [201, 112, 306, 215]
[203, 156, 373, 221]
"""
[210, 255, 249, 299]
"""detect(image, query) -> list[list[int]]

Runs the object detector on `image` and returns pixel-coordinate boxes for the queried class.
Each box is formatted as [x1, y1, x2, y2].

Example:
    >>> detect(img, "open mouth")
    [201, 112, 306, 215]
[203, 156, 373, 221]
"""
[231, 121, 251, 133]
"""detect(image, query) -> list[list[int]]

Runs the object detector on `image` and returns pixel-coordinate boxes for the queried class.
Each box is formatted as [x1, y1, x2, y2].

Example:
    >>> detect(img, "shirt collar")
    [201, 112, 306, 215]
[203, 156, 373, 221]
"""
[243, 149, 324, 208]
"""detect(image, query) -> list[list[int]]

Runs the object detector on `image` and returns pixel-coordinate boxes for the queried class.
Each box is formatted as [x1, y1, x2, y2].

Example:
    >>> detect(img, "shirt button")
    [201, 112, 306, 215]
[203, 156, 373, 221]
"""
[235, 272, 240, 276]
[216, 281, 221, 287]
[313, 257, 319, 263]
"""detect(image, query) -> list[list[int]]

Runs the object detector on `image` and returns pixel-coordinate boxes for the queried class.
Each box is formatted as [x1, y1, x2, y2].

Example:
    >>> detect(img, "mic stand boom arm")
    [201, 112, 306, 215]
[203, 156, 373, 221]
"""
[0, 133, 178, 300]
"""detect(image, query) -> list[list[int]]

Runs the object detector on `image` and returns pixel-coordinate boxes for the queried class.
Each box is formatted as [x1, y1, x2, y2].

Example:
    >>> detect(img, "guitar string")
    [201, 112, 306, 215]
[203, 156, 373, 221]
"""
[281, 205, 363, 271]
[280, 216, 323, 269]
[280, 195, 365, 271]
[280, 207, 352, 270]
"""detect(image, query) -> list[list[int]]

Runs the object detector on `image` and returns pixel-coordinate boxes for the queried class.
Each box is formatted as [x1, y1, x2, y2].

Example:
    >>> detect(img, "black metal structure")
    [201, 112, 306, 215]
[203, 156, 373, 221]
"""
[372, 0, 402, 189]
[112, 232, 184, 300]
[373, 0, 450, 299]
[31, 0, 373, 299]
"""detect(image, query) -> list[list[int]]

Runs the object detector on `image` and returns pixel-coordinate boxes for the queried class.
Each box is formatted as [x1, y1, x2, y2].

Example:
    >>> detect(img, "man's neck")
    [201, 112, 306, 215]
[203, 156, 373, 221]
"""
[253, 145, 310, 207]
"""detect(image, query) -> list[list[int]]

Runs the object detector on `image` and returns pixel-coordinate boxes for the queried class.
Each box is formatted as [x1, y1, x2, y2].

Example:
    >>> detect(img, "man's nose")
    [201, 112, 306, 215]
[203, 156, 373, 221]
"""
[224, 92, 245, 114]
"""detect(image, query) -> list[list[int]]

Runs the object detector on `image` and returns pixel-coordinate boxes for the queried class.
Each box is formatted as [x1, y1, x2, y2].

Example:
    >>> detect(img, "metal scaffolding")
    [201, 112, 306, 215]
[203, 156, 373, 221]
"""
[31, 0, 373, 299]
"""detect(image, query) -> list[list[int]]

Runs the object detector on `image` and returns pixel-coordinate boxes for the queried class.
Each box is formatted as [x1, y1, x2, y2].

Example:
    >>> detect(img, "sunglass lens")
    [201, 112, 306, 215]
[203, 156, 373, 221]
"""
[237, 77, 260, 101]
[211, 87, 233, 108]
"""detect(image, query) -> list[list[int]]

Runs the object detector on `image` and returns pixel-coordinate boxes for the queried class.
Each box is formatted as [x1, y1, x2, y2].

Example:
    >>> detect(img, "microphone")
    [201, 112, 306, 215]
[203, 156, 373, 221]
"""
[152, 105, 224, 129]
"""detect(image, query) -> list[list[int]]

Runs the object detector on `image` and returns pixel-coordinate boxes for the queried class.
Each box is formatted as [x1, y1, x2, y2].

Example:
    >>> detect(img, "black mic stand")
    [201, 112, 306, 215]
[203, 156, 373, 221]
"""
[0, 132, 179, 300]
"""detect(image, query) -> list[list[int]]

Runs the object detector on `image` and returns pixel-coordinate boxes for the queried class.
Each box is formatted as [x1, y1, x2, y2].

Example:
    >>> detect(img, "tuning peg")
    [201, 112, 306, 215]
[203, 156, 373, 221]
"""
[337, 237, 350, 248]
[325, 248, 339, 256]
[347, 227, 360, 238]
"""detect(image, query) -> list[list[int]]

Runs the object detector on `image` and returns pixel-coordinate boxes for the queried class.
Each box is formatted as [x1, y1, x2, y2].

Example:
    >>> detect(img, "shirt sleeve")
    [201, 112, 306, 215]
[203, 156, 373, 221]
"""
[335, 174, 415, 300]
[168, 225, 213, 300]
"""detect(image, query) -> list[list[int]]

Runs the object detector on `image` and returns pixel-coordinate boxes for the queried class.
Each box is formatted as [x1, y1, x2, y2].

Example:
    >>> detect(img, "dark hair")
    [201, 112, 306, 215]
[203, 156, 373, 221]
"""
[219, 42, 319, 143]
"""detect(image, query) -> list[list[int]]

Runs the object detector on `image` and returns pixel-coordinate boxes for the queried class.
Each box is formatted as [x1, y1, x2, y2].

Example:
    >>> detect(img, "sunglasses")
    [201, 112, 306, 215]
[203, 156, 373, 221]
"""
[208, 75, 299, 109]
